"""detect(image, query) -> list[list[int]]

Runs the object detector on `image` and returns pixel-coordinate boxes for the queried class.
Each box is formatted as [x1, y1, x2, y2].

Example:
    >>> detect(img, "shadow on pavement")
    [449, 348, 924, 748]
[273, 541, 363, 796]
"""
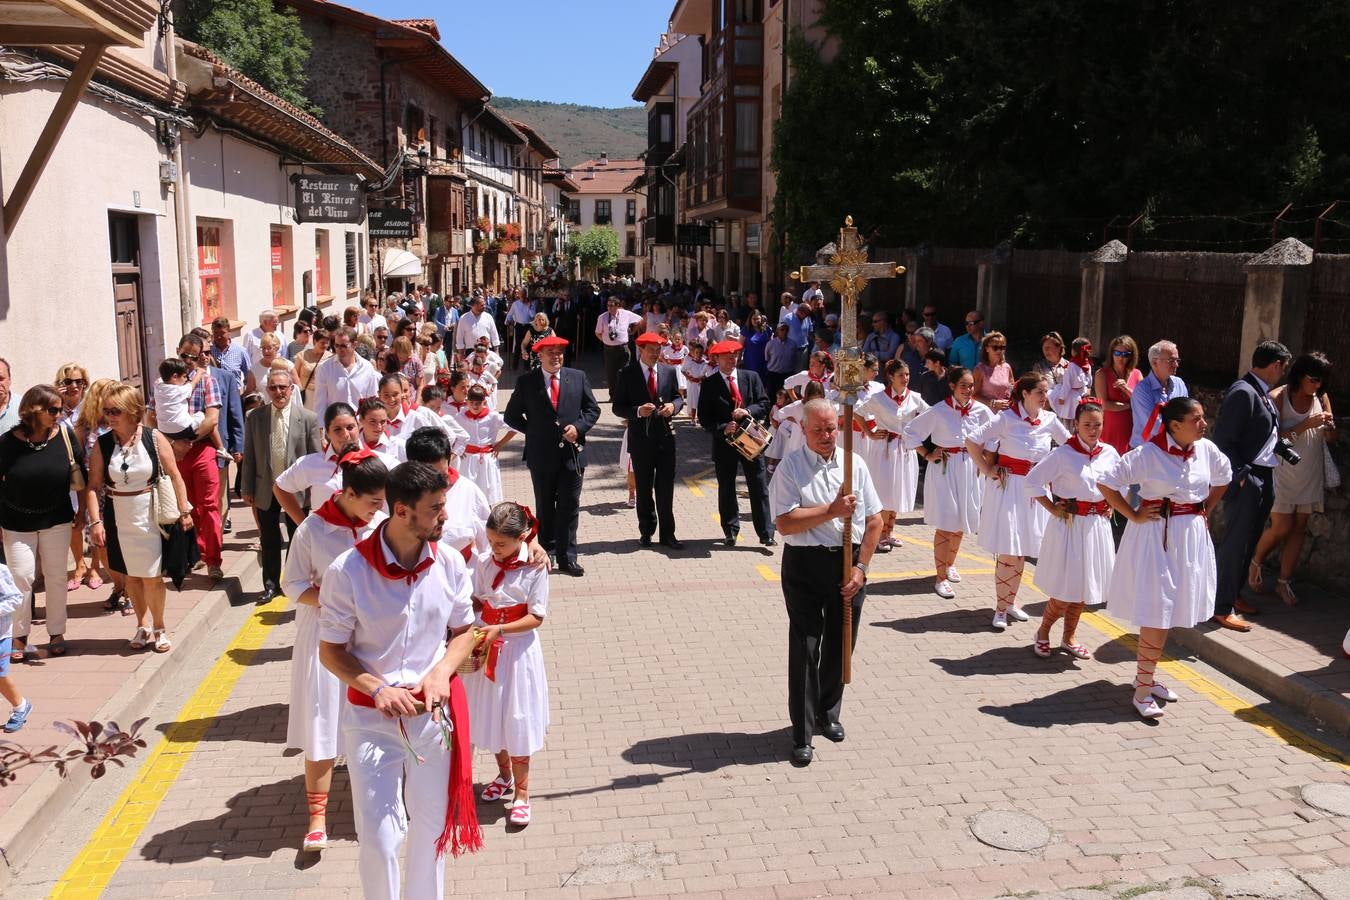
[256, 608, 296, 627]
[226, 645, 292, 666]
[978, 679, 1157, 728]
[871, 607, 990, 634]
[930, 645, 1085, 677]
[156, 701, 289, 744]
[865, 577, 946, 598]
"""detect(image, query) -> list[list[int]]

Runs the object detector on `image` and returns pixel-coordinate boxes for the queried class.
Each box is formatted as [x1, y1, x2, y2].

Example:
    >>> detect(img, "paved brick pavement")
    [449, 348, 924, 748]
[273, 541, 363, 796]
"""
[8, 362, 1350, 899]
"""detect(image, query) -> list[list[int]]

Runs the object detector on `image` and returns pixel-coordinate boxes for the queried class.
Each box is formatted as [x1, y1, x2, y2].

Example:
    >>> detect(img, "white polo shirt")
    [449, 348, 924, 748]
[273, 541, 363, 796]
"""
[769, 444, 883, 547]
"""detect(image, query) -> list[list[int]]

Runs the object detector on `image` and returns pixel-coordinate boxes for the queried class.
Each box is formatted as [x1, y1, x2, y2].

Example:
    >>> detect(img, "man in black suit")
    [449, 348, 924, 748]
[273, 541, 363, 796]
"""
[550, 295, 582, 365]
[1212, 340, 1292, 632]
[503, 334, 601, 576]
[699, 340, 777, 547]
[612, 331, 684, 549]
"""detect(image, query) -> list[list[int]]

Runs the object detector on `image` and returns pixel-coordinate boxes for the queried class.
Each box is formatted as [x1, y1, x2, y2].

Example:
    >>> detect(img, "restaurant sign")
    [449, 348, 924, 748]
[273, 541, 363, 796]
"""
[293, 175, 365, 224]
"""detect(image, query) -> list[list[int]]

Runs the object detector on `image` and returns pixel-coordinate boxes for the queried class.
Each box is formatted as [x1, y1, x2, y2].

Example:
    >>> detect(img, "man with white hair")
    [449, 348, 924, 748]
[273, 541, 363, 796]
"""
[245, 310, 283, 366]
[770, 398, 883, 766]
[1129, 340, 1188, 448]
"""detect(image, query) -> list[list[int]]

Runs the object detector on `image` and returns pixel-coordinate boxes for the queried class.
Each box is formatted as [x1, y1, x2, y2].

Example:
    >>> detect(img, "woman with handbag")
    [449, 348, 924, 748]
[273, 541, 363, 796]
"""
[0, 385, 86, 660]
[85, 384, 193, 653]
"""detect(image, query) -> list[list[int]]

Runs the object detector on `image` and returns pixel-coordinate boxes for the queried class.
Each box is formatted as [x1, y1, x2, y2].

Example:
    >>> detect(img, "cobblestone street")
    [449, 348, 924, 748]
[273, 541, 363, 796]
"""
[10, 375, 1350, 900]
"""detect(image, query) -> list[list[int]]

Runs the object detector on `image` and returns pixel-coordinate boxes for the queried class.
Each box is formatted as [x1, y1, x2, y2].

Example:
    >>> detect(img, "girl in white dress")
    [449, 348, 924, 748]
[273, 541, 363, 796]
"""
[1049, 337, 1093, 427]
[660, 331, 689, 400]
[784, 350, 834, 400]
[444, 371, 470, 418]
[281, 445, 388, 852]
[967, 373, 1070, 629]
[467, 348, 499, 410]
[1023, 398, 1120, 659]
[860, 359, 929, 551]
[681, 341, 712, 425]
[451, 386, 516, 504]
[466, 501, 550, 828]
[273, 402, 400, 524]
[1099, 396, 1232, 718]
[903, 367, 996, 599]
[356, 397, 405, 460]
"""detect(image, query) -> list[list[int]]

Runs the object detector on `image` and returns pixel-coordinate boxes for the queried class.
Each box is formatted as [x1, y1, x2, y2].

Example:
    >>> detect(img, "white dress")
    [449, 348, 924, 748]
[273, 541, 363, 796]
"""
[903, 399, 997, 533]
[463, 546, 550, 756]
[281, 509, 386, 760]
[441, 473, 491, 561]
[1102, 436, 1232, 629]
[681, 357, 712, 415]
[859, 388, 928, 513]
[1048, 360, 1091, 424]
[106, 431, 162, 577]
[274, 447, 401, 507]
[971, 407, 1070, 556]
[452, 408, 513, 504]
[1023, 441, 1121, 605]
[660, 345, 689, 392]
[467, 370, 499, 410]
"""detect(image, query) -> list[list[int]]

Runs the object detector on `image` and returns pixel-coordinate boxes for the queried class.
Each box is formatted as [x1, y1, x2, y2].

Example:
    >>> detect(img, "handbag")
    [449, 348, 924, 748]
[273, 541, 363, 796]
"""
[1324, 440, 1341, 491]
[147, 430, 191, 527]
[59, 424, 86, 493]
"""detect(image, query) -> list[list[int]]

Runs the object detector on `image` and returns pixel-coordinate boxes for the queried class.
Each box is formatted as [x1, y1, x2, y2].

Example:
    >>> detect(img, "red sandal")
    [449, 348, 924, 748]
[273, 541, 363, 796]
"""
[480, 774, 513, 802]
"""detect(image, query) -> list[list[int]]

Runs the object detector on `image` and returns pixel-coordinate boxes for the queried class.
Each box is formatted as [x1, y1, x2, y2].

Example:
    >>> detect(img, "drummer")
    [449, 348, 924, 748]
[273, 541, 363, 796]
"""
[698, 340, 777, 547]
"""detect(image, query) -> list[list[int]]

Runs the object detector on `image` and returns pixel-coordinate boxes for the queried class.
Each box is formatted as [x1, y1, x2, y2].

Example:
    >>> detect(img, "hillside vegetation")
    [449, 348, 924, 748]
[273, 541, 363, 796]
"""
[494, 97, 646, 167]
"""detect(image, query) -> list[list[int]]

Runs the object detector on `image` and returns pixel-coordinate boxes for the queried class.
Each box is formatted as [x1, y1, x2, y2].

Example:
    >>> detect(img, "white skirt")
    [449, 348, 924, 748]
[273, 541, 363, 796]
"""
[1034, 510, 1116, 605]
[460, 452, 503, 504]
[977, 473, 1049, 557]
[464, 631, 549, 757]
[110, 493, 162, 578]
[287, 603, 342, 761]
[1105, 514, 1217, 630]
[870, 438, 919, 513]
[922, 451, 981, 533]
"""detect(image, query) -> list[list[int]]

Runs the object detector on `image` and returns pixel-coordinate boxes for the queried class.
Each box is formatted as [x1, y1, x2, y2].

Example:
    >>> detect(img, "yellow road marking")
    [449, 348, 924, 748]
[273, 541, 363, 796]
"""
[52, 596, 291, 898]
[684, 465, 715, 497]
[756, 564, 995, 583]
[903, 532, 991, 567]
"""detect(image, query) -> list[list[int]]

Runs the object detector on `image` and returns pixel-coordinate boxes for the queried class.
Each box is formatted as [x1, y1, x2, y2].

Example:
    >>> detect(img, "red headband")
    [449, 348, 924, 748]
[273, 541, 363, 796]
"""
[338, 446, 378, 467]
[519, 504, 539, 545]
[1079, 396, 1103, 407]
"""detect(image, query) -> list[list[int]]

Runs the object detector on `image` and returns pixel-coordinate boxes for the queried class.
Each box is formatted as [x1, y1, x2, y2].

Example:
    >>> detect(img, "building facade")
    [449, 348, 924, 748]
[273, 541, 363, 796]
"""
[568, 155, 647, 280]
[461, 105, 525, 293]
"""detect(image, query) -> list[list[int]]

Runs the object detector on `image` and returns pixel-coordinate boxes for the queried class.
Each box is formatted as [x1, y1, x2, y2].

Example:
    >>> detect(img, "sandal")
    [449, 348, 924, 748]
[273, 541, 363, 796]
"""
[1032, 638, 1052, 659]
[84, 572, 104, 591]
[1276, 578, 1298, 607]
[507, 799, 531, 826]
[129, 627, 151, 650]
[66, 577, 82, 592]
[302, 829, 329, 852]
[1060, 642, 1092, 660]
[103, 589, 123, 612]
[1248, 560, 1264, 592]
[48, 635, 67, 657]
[875, 540, 893, 554]
[480, 774, 514, 803]
[153, 629, 171, 653]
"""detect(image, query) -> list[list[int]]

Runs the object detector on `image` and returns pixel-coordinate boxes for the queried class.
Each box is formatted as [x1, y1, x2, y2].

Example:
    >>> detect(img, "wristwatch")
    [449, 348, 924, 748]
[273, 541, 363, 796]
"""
[853, 561, 868, 576]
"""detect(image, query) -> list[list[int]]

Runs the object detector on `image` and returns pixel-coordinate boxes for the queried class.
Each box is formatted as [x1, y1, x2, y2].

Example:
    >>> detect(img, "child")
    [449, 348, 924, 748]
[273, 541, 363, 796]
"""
[681, 339, 711, 425]
[445, 371, 470, 416]
[468, 348, 500, 410]
[1, 563, 32, 732]
[452, 386, 515, 503]
[475, 336, 505, 379]
[154, 358, 229, 459]
[466, 501, 550, 828]
[1050, 337, 1093, 426]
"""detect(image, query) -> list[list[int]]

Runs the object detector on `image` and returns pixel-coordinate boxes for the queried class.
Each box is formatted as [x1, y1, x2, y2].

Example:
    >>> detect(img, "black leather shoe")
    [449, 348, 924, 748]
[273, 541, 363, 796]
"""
[560, 561, 585, 577]
[819, 721, 845, 742]
[791, 744, 813, 766]
[222, 518, 233, 534]
[659, 537, 684, 550]
[257, 585, 280, 605]
[760, 536, 778, 547]
[722, 533, 737, 547]
[639, 535, 653, 547]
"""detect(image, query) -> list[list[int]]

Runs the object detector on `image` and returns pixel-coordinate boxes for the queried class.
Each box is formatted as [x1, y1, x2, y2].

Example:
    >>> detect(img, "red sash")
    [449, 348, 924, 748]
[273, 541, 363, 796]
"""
[464, 444, 494, 454]
[995, 454, 1032, 477]
[475, 603, 529, 681]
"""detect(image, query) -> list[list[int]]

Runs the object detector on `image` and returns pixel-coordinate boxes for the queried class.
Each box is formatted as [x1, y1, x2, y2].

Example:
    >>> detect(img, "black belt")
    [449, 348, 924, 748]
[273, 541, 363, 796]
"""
[785, 544, 861, 554]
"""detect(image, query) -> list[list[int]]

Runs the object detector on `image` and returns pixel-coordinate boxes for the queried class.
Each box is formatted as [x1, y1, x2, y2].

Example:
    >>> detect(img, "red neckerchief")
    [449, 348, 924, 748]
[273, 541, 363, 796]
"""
[946, 396, 972, 417]
[808, 371, 827, 383]
[313, 496, 368, 540]
[1150, 429, 1194, 461]
[1070, 345, 1093, 375]
[490, 544, 529, 589]
[448, 400, 467, 413]
[463, 407, 489, 421]
[1010, 401, 1040, 426]
[1065, 435, 1103, 458]
[885, 388, 909, 406]
[354, 520, 438, 585]
[362, 433, 385, 450]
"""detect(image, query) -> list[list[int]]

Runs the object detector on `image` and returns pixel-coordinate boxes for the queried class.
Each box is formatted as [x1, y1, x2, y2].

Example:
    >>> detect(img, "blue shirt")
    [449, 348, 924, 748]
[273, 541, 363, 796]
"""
[1129, 371, 1188, 448]
[862, 329, 902, 360]
[783, 311, 814, 350]
[948, 333, 981, 370]
[209, 341, 249, 393]
[742, 328, 771, 377]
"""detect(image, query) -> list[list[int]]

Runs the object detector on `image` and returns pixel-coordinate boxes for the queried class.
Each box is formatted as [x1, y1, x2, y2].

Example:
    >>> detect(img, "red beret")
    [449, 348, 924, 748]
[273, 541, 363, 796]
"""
[708, 340, 743, 356]
[635, 332, 668, 346]
[532, 335, 569, 350]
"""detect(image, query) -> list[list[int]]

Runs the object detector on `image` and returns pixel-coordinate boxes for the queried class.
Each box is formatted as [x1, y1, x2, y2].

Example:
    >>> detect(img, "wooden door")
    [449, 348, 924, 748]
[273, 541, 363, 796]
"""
[109, 214, 146, 389]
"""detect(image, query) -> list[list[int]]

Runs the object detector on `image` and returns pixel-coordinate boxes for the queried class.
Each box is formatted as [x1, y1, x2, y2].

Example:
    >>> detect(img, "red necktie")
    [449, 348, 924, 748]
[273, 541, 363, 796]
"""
[647, 366, 657, 401]
[728, 373, 743, 408]
[549, 373, 560, 410]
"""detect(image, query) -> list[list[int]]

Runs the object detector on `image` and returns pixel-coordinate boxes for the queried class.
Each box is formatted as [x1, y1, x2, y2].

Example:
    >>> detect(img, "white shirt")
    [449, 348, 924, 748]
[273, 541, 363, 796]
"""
[357, 312, 387, 336]
[455, 310, 500, 352]
[770, 444, 883, 547]
[858, 388, 928, 436]
[312, 354, 379, 418]
[902, 398, 997, 452]
[1024, 441, 1121, 503]
[1248, 372, 1280, 468]
[1102, 436, 1233, 503]
[507, 299, 536, 326]
[595, 308, 643, 346]
[244, 326, 282, 366]
[452, 408, 512, 450]
[153, 378, 197, 433]
[471, 545, 548, 620]
[274, 448, 402, 503]
[389, 405, 469, 457]
[441, 474, 491, 557]
[319, 527, 475, 687]
[967, 405, 1070, 463]
[784, 369, 833, 397]
[281, 509, 387, 599]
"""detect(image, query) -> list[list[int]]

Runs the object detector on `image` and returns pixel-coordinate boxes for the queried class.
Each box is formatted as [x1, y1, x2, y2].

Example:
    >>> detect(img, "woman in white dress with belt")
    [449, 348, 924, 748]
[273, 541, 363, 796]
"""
[86, 384, 193, 654]
[903, 366, 996, 599]
[1099, 397, 1231, 719]
[281, 445, 388, 852]
[272, 402, 400, 525]
[1023, 397, 1119, 659]
[860, 359, 928, 551]
[966, 373, 1069, 629]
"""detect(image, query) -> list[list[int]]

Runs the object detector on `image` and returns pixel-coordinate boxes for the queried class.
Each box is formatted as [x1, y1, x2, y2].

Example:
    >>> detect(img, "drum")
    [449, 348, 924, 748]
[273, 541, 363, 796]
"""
[727, 418, 773, 461]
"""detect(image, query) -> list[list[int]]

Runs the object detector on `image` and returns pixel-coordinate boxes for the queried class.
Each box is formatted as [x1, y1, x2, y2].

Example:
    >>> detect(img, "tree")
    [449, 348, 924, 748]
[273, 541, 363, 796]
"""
[179, 0, 320, 116]
[567, 226, 620, 276]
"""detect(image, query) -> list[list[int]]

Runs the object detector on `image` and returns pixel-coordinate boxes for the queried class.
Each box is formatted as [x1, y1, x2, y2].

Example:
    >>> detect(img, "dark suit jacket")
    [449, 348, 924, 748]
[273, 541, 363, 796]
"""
[699, 367, 770, 434]
[503, 366, 601, 473]
[208, 364, 244, 456]
[1212, 372, 1279, 483]
[612, 360, 684, 456]
[241, 402, 322, 511]
[550, 299, 582, 346]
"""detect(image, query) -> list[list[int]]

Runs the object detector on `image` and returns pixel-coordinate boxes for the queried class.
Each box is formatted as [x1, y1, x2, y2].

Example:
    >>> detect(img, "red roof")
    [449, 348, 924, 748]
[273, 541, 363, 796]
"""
[568, 157, 644, 194]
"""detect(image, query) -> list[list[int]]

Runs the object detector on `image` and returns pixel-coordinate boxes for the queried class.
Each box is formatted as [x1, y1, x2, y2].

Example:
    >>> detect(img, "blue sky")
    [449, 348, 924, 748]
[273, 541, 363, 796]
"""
[346, 0, 672, 108]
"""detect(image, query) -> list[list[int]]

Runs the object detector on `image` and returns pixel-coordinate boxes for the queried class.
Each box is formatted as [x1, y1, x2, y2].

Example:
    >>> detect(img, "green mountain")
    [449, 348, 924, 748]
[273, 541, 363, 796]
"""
[493, 97, 647, 167]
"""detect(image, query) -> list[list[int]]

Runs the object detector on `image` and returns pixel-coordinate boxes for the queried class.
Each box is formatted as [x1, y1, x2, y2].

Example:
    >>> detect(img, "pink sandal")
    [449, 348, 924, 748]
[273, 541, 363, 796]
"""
[507, 799, 531, 826]
[302, 829, 328, 852]
[480, 774, 513, 802]
[1032, 638, 1052, 659]
[1061, 642, 1091, 660]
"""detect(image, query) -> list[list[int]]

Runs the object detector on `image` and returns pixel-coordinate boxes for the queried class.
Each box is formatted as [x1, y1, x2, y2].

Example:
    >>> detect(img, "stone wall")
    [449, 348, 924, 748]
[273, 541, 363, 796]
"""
[296, 16, 387, 164]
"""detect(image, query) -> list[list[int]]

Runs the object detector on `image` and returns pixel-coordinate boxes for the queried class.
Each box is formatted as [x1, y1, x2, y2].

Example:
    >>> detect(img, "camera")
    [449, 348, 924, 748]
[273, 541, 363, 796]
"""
[1275, 437, 1301, 466]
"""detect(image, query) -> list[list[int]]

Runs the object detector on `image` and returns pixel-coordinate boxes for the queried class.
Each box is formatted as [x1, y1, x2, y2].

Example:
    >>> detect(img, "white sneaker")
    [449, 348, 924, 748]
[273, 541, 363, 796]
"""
[1006, 606, 1029, 622]
[934, 579, 955, 599]
[991, 611, 1008, 631]
[947, 567, 962, 583]
[1133, 695, 1164, 718]
[1150, 683, 1179, 703]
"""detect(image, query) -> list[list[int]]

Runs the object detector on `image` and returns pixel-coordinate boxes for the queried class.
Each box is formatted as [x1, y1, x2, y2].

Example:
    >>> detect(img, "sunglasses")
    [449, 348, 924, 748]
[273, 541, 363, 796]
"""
[102, 407, 124, 417]
[989, 344, 1007, 350]
[923, 311, 937, 317]
[60, 378, 87, 388]
[966, 320, 983, 327]
[266, 384, 290, 392]
[1113, 350, 1133, 357]
[43, 405, 61, 415]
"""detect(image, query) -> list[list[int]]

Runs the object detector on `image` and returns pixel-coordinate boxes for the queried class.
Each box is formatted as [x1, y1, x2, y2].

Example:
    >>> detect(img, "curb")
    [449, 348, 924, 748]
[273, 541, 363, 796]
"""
[1169, 624, 1350, 739]
[0, 548, 257, 891]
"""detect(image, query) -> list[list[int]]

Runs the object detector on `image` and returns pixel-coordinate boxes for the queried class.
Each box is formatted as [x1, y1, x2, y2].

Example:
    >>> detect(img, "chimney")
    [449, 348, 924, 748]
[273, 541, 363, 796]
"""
[584, 167, 594, 180]
[598, 153, 608, 166]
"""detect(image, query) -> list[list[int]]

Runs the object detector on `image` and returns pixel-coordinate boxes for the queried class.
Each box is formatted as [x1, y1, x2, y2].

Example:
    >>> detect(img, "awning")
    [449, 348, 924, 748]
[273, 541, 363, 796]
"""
[382, 249, 423, 278]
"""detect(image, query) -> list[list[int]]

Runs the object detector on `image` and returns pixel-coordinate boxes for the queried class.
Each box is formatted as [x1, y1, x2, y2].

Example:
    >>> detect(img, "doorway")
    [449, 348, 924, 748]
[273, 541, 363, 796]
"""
[109, 213, 147, 389]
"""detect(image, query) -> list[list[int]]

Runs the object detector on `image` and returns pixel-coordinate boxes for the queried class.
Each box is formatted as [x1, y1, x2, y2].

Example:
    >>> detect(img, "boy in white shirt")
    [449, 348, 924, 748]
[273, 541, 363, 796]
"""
[155, 357, 230, 458]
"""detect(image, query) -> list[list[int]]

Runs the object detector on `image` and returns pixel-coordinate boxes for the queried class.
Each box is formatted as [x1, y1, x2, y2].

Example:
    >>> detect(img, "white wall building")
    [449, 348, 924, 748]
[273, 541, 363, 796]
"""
[567, 155, 646, 279]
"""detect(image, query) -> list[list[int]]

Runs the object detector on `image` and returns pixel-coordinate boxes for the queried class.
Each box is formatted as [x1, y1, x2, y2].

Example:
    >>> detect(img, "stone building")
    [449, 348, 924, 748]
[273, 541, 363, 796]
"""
[461, 104, 525, 293]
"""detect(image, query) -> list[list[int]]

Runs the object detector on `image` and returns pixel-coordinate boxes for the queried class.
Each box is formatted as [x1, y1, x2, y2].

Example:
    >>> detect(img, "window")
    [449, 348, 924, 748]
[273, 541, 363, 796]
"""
[428, 116, 438, 158]
[566, 199, 580, 224]
[315, 229, 330, 296]
[270, 225, 292, 306]
[345, 232, 359, 293]
[626, 199, 637, 225]
[595, 199, 611, 225]
[626, 232, 638, 258]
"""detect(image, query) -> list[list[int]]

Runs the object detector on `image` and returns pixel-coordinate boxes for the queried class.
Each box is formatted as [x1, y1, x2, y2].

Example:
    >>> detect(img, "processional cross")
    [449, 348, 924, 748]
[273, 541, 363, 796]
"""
[790, 216, 904, 683]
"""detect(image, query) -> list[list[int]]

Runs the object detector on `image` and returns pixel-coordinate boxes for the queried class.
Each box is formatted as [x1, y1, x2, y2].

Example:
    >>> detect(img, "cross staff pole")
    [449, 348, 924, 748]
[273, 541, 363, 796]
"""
[790, 216, 904, 684]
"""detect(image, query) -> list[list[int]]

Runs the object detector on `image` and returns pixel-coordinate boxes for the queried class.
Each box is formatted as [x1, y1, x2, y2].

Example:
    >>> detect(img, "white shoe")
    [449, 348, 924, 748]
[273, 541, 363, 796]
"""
[991, 611, 1008, 631]
[1133, 695, 1164, 718]
[1150, 682, 1179, 703]
[1006, 606, 1029, 622]
[947, 567, 962, 583]
[934, 579, 955, 599]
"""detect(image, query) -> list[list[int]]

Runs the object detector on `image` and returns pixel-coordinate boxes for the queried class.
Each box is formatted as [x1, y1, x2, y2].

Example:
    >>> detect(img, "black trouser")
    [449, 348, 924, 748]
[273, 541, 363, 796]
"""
[712, 438, 773, 541]
[256, 502, 299, 591]
[530, 465, 584, 565]
[511, 323, 530, 369]
[782, 545, 865, 747]
[602, 344, 629, 390]
[1214, 464, 1274, 616]
[631, 446, 676, 541]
